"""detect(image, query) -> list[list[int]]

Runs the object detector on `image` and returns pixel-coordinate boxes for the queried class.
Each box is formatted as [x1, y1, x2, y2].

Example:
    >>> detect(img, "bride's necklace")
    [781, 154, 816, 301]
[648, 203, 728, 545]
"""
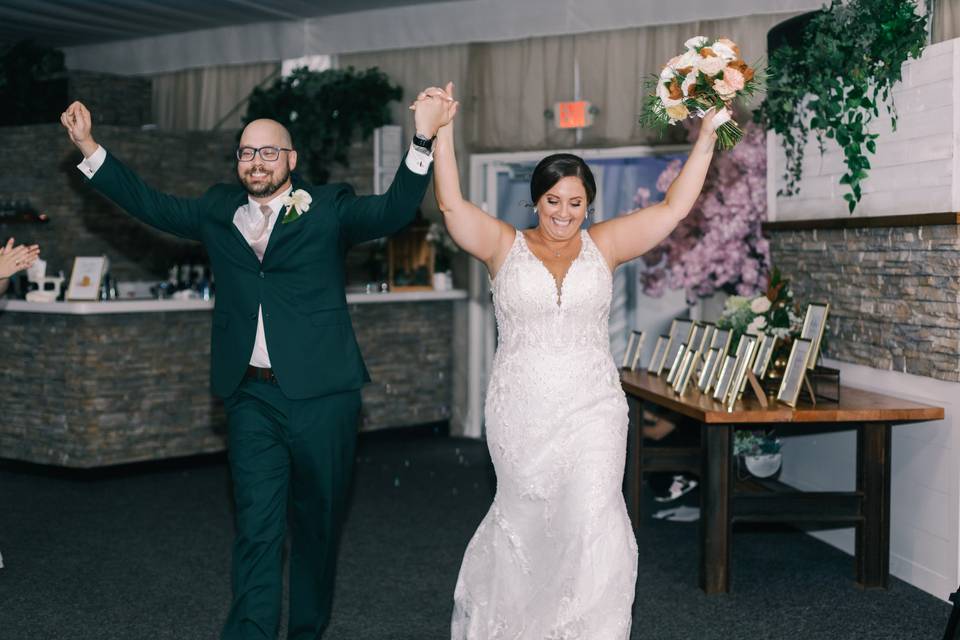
[535, 231, 577, 259]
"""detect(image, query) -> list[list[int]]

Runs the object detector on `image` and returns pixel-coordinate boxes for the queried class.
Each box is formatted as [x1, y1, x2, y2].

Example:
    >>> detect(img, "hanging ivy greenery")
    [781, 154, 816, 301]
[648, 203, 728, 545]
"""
[243, 66, 402, 185]
[754, 0, 928, 213]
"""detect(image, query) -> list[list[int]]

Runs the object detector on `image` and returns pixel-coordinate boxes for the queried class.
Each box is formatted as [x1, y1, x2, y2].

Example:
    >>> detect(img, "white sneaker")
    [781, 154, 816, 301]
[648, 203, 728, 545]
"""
[653, 475, 698, 502]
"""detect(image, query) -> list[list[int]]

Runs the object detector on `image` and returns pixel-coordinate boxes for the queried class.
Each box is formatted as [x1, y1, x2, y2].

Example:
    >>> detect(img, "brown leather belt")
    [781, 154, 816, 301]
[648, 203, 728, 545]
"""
[245, 365, 277, 383]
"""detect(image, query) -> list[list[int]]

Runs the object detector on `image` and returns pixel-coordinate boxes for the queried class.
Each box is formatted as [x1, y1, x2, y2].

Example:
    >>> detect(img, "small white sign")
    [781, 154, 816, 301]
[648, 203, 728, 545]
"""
[66, 256, 108, 301]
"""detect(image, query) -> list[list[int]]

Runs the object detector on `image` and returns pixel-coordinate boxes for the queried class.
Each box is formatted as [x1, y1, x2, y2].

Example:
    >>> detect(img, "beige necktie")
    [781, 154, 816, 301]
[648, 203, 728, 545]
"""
[250, 204, 273, 261]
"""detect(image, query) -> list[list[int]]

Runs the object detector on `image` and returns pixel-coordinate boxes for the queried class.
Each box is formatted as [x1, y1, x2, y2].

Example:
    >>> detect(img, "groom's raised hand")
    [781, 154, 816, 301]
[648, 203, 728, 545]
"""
[411, 81, 459, 139]
[60, 101, 99, 158]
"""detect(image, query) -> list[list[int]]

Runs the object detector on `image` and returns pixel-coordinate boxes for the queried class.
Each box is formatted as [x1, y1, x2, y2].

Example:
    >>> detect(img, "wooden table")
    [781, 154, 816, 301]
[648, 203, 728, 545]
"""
[620, 370, 944, 595]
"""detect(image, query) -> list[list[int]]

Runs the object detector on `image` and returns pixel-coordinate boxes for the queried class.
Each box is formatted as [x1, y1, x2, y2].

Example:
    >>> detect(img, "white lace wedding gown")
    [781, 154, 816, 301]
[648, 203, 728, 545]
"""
[451, 229, 638, 640]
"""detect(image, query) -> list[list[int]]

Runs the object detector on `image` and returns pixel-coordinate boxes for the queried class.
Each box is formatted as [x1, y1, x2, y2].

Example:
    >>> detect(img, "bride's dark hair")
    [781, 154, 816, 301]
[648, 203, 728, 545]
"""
[530, 153, 597, 205]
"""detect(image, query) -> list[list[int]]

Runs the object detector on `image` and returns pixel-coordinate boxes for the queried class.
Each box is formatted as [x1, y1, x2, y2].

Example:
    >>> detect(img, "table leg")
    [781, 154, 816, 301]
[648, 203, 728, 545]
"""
[625, 395, 643, 529]
[856, 421, 891, 589]
[700, 422, 732, 594]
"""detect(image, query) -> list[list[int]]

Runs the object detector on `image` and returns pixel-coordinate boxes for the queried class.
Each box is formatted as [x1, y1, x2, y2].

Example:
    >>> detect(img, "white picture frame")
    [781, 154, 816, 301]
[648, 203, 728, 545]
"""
[66, 256, 108, 301]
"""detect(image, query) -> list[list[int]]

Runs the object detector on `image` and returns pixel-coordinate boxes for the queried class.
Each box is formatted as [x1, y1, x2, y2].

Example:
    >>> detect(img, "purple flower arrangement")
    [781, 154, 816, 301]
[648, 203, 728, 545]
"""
[637, 120, 770, 301]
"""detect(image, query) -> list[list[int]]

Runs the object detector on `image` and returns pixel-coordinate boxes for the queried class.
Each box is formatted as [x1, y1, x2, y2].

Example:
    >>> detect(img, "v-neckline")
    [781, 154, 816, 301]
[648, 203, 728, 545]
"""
[520, 229, 586, 308]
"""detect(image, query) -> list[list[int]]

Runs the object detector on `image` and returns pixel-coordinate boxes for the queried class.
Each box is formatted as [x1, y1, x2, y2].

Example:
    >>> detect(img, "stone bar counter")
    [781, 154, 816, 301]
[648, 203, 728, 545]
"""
[0, 290, 466, 467]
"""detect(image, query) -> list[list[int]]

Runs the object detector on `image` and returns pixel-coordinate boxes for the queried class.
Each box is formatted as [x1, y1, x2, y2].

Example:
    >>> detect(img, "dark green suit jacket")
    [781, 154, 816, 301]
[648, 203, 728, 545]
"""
[87, 152, 430, 399]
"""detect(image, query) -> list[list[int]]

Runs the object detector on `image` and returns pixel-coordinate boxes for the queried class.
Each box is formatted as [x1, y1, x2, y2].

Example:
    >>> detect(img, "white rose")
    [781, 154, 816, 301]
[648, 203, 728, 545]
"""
[750, 296, 772, 314]
[283, 188, 313, 214]
[709, 41, 737, 61]
[656, 80, 683, 108]
[747, 316, 767, 334]
[685, 36, 708, 50]
[681, 73, 699, 97]
[697, 55, 727, 77]
[676, 50, 699, 69]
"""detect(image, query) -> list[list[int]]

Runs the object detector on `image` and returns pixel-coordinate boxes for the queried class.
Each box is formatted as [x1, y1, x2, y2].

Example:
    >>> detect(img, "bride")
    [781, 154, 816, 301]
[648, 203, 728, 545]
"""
[414, 83, 718, 639]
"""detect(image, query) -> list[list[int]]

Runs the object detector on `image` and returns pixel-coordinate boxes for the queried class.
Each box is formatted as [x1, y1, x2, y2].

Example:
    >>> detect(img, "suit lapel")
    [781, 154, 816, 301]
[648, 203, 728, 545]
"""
[262, 179, 310, 263]
[223, 190, 260, 262]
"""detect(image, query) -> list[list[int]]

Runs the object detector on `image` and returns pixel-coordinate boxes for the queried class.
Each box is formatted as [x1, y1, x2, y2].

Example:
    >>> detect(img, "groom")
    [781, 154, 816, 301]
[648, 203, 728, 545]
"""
[61, 94, 454, 639]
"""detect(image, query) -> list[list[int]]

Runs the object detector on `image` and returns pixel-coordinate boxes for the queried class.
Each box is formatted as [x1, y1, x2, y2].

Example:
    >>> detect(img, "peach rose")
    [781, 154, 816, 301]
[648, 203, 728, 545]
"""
[713, 79, 737, 101]
[723, 66, 745, 91]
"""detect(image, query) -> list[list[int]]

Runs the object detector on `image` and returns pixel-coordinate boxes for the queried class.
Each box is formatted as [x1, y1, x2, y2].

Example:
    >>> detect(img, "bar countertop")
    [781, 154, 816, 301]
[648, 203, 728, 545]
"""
[0, 289, 468, 315]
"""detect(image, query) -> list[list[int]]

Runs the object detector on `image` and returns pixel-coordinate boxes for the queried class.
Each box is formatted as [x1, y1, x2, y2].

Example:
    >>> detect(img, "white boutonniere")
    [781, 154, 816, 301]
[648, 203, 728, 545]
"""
[281, 189, 312, 224]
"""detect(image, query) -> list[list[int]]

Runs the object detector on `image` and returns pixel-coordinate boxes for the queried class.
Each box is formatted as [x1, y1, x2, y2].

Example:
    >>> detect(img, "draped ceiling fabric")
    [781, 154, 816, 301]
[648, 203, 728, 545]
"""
[934, 0, 960, 41]
[342, 12, 796, 152]
[61, 0, 824, 75]
[151, 62, 281, 132]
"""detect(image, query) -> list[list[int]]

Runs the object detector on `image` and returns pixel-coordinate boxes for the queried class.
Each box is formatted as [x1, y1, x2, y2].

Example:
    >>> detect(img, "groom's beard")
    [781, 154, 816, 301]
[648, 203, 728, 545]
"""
[240, 164, 291, 198]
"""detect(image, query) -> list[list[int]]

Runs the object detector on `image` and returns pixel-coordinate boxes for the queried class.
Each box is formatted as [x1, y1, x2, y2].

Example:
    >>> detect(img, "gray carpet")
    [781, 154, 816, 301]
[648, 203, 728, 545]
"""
[0, 428, 952, 639]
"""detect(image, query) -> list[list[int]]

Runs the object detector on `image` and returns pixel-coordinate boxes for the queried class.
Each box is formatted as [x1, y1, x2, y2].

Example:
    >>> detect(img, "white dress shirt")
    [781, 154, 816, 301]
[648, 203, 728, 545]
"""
[78, 143, 433, 369]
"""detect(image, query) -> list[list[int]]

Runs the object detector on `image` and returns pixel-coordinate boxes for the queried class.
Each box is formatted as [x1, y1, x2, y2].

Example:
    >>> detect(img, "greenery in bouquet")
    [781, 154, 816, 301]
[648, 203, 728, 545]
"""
[640, 36, 764, 150]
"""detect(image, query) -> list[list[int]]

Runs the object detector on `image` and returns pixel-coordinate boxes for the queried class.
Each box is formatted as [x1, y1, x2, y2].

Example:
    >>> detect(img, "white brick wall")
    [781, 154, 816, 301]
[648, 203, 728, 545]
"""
[769, 38, 960, 220]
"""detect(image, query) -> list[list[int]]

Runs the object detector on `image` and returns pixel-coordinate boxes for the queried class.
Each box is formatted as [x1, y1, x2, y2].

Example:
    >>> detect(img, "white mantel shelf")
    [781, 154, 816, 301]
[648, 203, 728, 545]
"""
[0, 290, 467, 315]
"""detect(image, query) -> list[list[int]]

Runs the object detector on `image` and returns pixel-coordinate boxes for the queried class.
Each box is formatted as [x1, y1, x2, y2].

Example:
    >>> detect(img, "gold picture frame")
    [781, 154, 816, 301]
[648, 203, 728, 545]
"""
[662, 319, 694, 376]
[712, 354, 738, 401]
[621, 330, 645, 370]
[698, 347, 721, 392]
[800, 303, 830, 370]
[711, 328, 733, 358]
[673, 349, 699, 396]
[697, 323, 716, 355]
[647, 335, 670, 375]
[777, 338, 814, 407]
[665, 343, 689, 385]
[752, 333, 777, 380]
[727, 334, 760, 408]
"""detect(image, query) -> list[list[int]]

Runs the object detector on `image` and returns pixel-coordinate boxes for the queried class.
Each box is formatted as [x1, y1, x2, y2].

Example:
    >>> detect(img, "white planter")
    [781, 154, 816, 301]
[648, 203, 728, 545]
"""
[768, 38, 960, 221]
[744, 453, 783, 478]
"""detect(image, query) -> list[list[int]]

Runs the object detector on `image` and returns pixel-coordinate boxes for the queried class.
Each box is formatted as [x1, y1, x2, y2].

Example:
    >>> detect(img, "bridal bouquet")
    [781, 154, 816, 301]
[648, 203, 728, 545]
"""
[641, 36, 761, 149]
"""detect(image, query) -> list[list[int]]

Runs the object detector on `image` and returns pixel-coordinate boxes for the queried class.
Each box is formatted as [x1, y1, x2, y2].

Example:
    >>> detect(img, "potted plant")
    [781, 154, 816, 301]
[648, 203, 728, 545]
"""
[243, 66, 402, 185]
[754, 0, 928, 212]
[734, 430, 782, 478]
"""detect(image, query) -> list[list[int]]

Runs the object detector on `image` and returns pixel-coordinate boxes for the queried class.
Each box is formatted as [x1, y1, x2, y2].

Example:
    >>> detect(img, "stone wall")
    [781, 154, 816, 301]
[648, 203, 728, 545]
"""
[0, 310, 225, 467]
[0, 299, 456, 466]
[0, 124, 236, 281]
[768, 224, 960, 382]
[67, 71, 153, 127]
[353, 300, 454, 430]
[0, 124, 380, 284]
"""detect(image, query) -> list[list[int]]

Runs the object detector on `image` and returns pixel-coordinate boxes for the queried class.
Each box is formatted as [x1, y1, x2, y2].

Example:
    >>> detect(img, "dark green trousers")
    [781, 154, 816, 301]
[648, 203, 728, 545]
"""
[220, 378, 360, 640]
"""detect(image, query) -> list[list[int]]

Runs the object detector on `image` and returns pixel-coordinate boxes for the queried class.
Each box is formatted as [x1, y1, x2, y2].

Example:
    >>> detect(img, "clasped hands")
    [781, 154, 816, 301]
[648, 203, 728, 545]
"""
[410, 82, 459, 138]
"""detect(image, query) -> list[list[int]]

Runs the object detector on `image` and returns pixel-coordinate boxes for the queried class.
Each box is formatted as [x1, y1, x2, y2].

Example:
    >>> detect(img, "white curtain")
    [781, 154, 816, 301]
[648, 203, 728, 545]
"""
[150, 62, 280, 131]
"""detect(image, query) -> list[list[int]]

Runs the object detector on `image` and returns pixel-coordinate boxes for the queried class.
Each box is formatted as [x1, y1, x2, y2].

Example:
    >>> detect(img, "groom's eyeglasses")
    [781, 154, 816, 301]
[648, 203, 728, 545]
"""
[237, 146, 292, 162]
